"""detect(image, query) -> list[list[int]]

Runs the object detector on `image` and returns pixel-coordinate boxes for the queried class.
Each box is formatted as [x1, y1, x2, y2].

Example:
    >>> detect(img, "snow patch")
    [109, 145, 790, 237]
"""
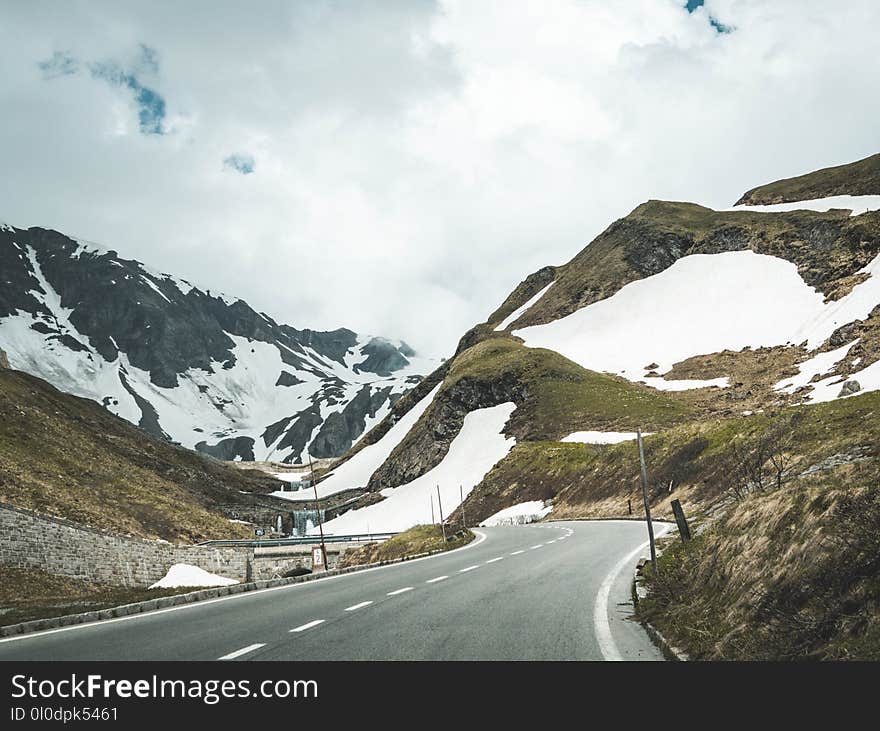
[775, 341, 858, 395]
[149, 563, 239, 589]
[480, 500, 553, 526]
[495, 281, 554, 331]
[561, 431, 648, 444]
[273, 384, 442, 501]
[313, 402, 517, 534]
[731, 195, 880, 217]
[515, 251, 880, 398]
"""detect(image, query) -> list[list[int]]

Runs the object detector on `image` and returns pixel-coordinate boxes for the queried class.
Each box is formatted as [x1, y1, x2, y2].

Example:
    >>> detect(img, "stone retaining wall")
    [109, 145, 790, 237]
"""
[0, 503, 251, 587]
[0, 503, 355, 587]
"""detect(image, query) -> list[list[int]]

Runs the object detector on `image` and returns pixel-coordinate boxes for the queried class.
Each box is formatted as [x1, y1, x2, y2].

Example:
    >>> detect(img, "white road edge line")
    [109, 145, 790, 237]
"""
[426, 575, 448, 584]
[593, 523, 671, 662]
[0, 530, 488, 646]
[218, 643, 265, 660]
[458, 565, 479, 573]
[485, 557, 504, 564]
[290, 619, 325, 633]
[387, 587, 413, 596]
[344, 601, 373, 612]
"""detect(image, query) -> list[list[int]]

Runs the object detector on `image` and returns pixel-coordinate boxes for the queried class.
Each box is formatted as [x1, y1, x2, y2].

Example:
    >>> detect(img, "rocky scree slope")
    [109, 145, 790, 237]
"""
[0, 224, 434, 464]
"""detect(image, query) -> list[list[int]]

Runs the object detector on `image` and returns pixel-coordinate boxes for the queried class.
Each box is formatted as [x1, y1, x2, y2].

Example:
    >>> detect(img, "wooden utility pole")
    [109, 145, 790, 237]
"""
[436, 485, 447, 542]
[459, 485, 466, 529]
[430, 496, 435, 525]
[637, 428, 658, 577]
[307, 451, 327, 570]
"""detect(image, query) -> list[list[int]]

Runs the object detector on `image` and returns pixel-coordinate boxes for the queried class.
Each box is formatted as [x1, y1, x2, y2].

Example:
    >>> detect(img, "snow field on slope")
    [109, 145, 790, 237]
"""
[798, 356, 880, 404]
[480, 500, 553, 526]
[312, 402, 517, 535]
[774, 341, 858, 396]
[149, 564, 239, 589]
[494, 281, 554, 331]
[514, 251, 880, 398]
[272, 384, 443, 501]
[730, 194, 880, 217]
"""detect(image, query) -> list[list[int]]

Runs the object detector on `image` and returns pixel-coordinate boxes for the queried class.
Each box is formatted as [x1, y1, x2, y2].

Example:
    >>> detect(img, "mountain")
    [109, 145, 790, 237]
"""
[0, 224, 437, 463]
[308, 153, 880, 537]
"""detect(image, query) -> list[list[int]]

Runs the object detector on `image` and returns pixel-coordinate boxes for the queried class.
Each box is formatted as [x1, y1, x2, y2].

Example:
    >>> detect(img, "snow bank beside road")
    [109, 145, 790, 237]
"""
[149, 564, 239, 589]
[480, 501, 553, 526]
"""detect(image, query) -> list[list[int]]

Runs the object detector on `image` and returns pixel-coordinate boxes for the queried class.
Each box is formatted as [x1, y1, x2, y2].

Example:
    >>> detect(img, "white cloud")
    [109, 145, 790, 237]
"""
[1, 0, 878, 357]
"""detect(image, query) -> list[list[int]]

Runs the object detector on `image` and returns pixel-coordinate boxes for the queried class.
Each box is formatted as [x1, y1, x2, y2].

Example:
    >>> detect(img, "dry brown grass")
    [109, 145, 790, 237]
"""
[339, 525, 473, 568]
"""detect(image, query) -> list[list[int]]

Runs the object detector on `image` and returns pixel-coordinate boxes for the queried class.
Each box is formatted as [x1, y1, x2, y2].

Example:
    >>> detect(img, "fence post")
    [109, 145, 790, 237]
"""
[670, 499, 692, 542]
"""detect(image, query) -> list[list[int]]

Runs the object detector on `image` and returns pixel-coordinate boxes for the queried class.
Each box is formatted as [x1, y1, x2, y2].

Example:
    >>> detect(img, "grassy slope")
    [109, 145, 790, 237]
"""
[0, 565, 199, 626]
[339, 524, 473, 568]
[637, 461, 880, 660]
[445, 337, 690, 440]
[0, 368, 281, 542]
[737, 152, 880, 205]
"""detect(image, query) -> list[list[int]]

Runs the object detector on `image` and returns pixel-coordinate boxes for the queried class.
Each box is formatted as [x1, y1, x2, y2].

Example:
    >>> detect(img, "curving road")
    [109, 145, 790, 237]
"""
[0, 520, 668, 661]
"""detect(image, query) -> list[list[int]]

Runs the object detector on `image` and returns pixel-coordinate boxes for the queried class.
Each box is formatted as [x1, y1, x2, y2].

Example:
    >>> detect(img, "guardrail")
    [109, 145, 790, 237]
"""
[197, 532, 398, 548]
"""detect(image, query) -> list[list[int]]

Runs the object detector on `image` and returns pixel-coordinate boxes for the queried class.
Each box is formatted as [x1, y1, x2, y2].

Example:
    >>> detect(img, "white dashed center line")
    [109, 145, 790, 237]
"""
[531, 544, 544, 550]
[290, 619, 325, 633]
[459, 565, 479, 573]
[218, 643, 265, 660]
[387, 587, 413, 596]
[426, 575, 448, 584]
[546, 540, 556, 544]
[485, 557, 504, 564]
[344, 601, 373, 612]
[510, 550, 525, 555]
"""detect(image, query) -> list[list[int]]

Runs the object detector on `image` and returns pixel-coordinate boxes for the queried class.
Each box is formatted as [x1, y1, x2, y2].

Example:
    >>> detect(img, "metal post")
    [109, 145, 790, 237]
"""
[308, 451, 327, 570]
[637, 428, 658, 577]
[460, 485, 466, 529]
[430, 496, 435, 525]
[436, 485, 447, 542]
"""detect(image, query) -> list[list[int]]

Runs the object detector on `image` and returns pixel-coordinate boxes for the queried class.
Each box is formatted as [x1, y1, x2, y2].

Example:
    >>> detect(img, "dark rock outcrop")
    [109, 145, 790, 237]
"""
[195, 436, 256, 462]
[354, 337, 410, 376]
[367, 371, 526, 491]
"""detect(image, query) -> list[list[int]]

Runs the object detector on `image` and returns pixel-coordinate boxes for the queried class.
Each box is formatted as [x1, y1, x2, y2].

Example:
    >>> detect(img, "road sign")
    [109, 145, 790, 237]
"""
[254, 528, 265, 537]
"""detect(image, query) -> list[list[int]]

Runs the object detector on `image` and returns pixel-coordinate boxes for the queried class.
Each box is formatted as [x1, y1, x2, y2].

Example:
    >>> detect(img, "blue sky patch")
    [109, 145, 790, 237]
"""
[685, 1, 732, 34]
[90, 61, 166, 135]
[38, 51, 78, 79]
[224, 154, 256, 175]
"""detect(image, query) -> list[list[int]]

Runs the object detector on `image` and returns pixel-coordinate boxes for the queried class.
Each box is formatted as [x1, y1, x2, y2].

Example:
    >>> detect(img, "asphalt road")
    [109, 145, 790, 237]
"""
[0, 520, 668, 661]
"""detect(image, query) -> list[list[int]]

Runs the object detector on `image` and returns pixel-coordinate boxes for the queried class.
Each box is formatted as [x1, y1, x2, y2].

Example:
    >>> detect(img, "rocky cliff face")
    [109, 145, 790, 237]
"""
[0, 223, 436, 462]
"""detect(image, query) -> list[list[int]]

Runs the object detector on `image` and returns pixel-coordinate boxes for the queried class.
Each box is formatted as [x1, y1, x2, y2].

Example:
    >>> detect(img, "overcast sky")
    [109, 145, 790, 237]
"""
[1, 1, 878, 357]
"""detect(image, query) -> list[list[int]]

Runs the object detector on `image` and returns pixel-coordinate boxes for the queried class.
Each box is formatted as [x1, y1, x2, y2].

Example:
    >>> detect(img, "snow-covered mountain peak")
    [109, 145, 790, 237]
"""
[0, 222, 438, 463]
